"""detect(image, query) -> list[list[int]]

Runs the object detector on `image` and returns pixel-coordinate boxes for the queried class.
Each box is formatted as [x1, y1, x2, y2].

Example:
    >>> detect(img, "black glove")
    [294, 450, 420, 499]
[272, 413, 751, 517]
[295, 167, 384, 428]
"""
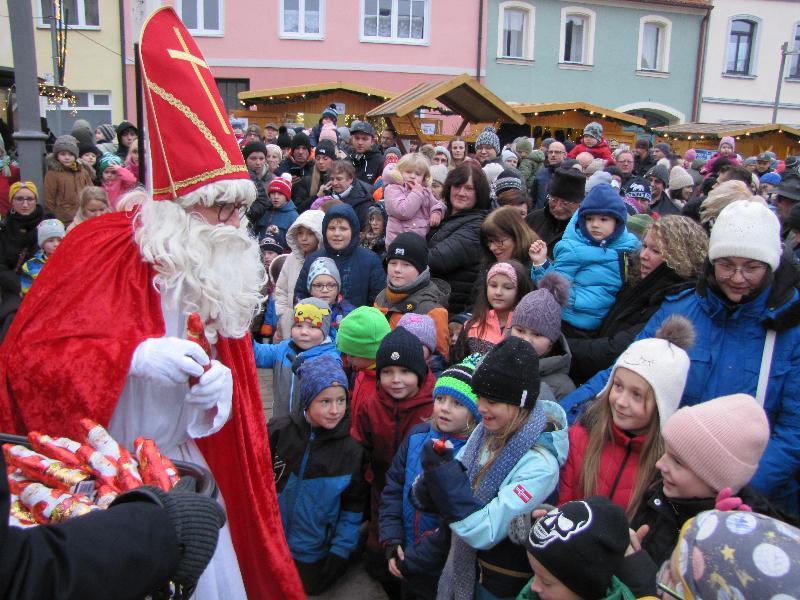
[408, 473, 436, 513]
[421, 439, 454, 472]
[384, 542, 402, 561]
[111, 485, 226, 595]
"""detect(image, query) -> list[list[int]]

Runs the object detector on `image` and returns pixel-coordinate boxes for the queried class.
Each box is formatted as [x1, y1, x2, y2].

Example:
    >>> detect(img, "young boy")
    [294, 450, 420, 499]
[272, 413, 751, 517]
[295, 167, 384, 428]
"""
[97, 152, 136, 209]
[307, 256, 354, 342]
[396, 312, 445, 377]
[44, 135, 95, 225]
[293, 203, 385, 308]
[529, 184, 640, 334]
[251, 235, 283, 342]
[374, 232, 450, 358]
[567, 122, 615, 165]
[20, 219, 65, 295]
[257, 173, 299, 241]
[268, 354, 367, 596]
[253, 298, 340, 419]
[515, 138, 545, 191]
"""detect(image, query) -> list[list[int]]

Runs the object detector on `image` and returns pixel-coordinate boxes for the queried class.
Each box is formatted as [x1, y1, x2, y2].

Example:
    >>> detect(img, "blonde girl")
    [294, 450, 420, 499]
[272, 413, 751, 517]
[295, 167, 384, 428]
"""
[384, 152, 445, 245]
[67, 186, 111, 232]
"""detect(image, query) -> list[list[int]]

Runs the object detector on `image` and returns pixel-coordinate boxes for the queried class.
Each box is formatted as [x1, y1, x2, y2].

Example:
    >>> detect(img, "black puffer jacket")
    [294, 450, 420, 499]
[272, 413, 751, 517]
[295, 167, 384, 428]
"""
[427, 209, 487, 315]
[0, 206, 46, 295]
[525, 204, 569, 258]
[349, 147, 384, 186]
[568, 263, 694, 384]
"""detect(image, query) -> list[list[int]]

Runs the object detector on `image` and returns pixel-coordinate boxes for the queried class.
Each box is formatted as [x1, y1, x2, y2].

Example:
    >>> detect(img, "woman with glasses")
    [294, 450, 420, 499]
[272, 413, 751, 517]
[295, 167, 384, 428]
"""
[562, 200, 800, 514]
[525, 167, 586, 259]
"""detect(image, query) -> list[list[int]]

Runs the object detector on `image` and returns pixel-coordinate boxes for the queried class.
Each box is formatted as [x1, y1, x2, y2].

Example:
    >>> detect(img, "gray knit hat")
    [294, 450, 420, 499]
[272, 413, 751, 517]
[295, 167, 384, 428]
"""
[53, 135, 79, 159]
[293, 297, 332, 339]
[475, 126, 501, 154]
[494, 168, 525, 195]
[307, 256, 341, 289]
[583, 122, 603, 141]
[433, 146, 451, 165]
[511, 274, 570, 343]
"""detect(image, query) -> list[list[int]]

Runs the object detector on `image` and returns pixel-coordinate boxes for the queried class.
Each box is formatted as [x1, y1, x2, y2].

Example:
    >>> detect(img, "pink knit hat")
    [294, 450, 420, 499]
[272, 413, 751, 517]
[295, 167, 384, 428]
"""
[719, 136, 735, 150]
[319, 123, 338, 144]
[487, 262, 517, 286]
[663, 394, 769, 493]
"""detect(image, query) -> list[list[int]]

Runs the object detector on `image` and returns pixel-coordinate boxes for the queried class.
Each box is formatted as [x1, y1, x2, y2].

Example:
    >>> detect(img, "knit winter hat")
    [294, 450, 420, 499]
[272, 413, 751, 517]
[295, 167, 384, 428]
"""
[268, 174, 293, 200]
[582, 122, 603, 141]
[53, 135, 79, 159]
[319, 123, 338, 144]
[578, 184, 628, 240]
[515, 138, 532, 155]
[78, 142, 102, 160]
[511, 273, 570, 343]
[585, 170, 613, 195]
[645, 164, 670, 187]
[475, 126, 501, 154]
[242, 141, 268, 160]
[654, 143, 672, 157]
[277, 127, 292, 149]
[626, 213, 654, 239]
[501, 148, 518, 163]
[434, 146, 451, 165]
[635, 137, 652, 150]
[663, 394, 769, 492]
[429, 164, 448, 186]
[494, 169, 525, 195]
[549, 168, 586, 203]
[708, 200, 782, 271]
[760, 172, 781, 186]
[623, 178, 652, 204]
[307, 256, 341, 289]
[597, 315, 694, 427]
[672, 510, 800, 599]
[95, 123, 117, 144]
[336, 306, 391, 359]
[297, 354, 348, 412]
[258, 234, 283, 255]
[375, 327, 428, 385]
[683, 148, 697, 163]
[526, 497, 630, 599]
[482, 162, 504, 183]
[315, 139, 337, 160]
[719, 136, 735, 150]
[37, 219, 65, 247]
[321, 103, 339, 124]
[291, 131, 311, 151]
[386, 232, 428, 273]
[669, 166, 694, 191]
[397, 313, 437, 354]
[337, 126, 351, 142]
[471, 337, 540, 409]
[487, 262, 518, 287]
[433, 354, 482, 422]
[293, 297, 332, 339]
[96, 152, 123, 177]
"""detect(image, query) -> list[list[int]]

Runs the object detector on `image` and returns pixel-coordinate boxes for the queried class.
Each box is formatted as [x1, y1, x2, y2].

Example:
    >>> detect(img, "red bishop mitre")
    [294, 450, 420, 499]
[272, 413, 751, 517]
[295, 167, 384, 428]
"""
[139, 7, 247, 200]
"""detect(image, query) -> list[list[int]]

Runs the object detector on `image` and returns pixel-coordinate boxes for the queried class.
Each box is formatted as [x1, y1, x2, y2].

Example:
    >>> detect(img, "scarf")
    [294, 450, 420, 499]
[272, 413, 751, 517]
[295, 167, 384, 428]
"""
[437, 403, 547, 600]
[385, 267, 431, 305]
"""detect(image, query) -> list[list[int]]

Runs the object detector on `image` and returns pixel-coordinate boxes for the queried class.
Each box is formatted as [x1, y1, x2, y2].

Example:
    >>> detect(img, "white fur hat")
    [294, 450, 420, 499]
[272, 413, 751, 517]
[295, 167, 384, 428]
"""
[708, 200, 782, 271]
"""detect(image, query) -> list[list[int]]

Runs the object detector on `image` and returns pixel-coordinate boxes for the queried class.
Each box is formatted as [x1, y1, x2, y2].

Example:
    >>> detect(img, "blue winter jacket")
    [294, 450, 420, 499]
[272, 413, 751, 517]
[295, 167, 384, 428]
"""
[561, 261, 800, 512]
[255, 200, 299, 241]
[293, 203, 386, 308]
[532, 211, 640, 332]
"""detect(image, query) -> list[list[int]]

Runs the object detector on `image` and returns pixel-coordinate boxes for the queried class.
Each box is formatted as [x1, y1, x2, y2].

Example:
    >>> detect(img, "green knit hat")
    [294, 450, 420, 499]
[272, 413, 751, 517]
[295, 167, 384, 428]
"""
[433, 354, 482, 423]
[336, 306, 391, 359]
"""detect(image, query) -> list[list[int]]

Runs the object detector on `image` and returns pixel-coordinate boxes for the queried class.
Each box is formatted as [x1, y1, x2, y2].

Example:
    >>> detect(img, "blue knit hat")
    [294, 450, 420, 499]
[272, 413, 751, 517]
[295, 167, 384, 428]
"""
[760, 172, 781, 186]
[321, 103, 338, 124]
[433, 354, 482, 423]
[578, 184, 628, 243]
[297, 354, 348, 411]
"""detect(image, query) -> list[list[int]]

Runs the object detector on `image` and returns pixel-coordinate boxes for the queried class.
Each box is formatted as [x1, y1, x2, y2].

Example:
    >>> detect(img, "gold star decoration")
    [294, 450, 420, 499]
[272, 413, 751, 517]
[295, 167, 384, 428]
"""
[721, 545, 736, 562]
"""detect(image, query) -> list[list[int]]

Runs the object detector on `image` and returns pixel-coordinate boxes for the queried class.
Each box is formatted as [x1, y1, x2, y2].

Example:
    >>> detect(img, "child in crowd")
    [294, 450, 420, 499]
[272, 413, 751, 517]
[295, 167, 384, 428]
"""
[257, 173, 299, 241]
[529, 184, 640, 334]
[397, 313, 446, 378]
[253, 298, 340, 419]
[0, 136, 20, 217]
[352, 327, 436, 589]
[508, 273, 575, 400]
[97, 152, 136, 209]
[359, 203, 386, 258]
[251, 235, 283, 343]
[457, 260, 530, 358]
[380, 355, 482, 598]
[374, 233, 450, 358]
[567, 122, 615, 165]
[67, 186, 111, 232]
[115, 120, 138, 161]
[124, 138, 140, 183]
[268, 354, 367, 596]
[632, 394, 775, 565]
[383, 153, 445, 246]
[518, 496, 638, 600]
[293, 203, 385, 308]
[44, 135, 94, 225]
[559, 316, 694, 518]
[429, 164, 447, 202]
[306, 256, 354, 342]
[414, 337, 568, 599]
[274, 210, 324, 341]
[515, 138, 544, 191]
[20, 219, 64, 295]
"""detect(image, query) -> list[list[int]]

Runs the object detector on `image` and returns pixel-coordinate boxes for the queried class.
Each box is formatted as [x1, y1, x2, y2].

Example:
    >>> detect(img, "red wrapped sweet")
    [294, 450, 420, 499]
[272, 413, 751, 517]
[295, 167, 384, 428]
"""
[75, 445, 119, 491]
[186, 312, 212, 386]
[134, 437, 172, 491]
[3, 444, 91, 494]
[19, 482, 98, 524]
[28, 432, 85, 470]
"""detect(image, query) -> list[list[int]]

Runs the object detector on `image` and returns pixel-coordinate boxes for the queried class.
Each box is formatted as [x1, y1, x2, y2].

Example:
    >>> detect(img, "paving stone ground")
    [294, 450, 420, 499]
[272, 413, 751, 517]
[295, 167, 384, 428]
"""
[258, 368, 389, 600]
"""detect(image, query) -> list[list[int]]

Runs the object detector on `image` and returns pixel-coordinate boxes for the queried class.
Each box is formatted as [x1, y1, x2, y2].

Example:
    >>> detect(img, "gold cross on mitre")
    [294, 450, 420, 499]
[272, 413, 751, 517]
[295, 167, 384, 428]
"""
[166, 27, 229, 134]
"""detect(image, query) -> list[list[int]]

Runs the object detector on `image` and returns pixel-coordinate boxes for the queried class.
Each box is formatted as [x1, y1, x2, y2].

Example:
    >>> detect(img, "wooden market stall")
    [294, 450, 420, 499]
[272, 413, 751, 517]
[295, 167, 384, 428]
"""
[365, 73, 525, 144]
[652, 123, 800, 159]
[511, 102, 647, 148]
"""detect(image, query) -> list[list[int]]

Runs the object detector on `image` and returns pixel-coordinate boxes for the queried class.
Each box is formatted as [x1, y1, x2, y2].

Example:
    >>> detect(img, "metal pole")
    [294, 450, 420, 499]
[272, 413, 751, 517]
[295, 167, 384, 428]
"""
[49, 6, 63, 136]
[772, 43, 788, 124]
[134, 43, 146, 185]
[8, 0, 49, 195]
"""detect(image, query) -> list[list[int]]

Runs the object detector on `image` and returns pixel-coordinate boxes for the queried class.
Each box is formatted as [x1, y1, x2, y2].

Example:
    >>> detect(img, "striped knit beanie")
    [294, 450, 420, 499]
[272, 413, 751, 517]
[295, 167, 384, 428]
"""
[433, 354, 482, 422]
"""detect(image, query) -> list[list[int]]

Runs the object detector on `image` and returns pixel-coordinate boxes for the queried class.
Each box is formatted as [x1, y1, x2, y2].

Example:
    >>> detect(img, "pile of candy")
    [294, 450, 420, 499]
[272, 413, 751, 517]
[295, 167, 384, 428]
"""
[5, 419, 180, 528]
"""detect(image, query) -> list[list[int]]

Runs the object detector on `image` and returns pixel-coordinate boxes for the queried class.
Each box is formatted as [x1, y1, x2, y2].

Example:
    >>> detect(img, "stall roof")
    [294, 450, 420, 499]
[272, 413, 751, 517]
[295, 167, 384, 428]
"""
[653, 122, 800, 140]
[239, 81, 395, 105]
[512, 102, 647, 127]
[366, 74, 525, 125]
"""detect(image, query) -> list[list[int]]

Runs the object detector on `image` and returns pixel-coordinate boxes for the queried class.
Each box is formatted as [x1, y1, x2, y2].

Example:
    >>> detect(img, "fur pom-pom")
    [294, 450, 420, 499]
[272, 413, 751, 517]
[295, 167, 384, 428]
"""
[538, 273, 570, 308]
[655, 315, 695, 350]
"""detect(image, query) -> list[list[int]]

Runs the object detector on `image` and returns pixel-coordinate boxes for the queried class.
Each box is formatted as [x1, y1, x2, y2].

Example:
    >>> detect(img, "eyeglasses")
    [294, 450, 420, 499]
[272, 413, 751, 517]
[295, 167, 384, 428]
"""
[713, 260, 768, 282]
[12, 196, 36, 204]
[487, 237, 511, 248]
[547, 150, 566, 155]
[217, 202, 247, 223]
[547, 194, 579, 206]
[311, 282, 339, 291]
[617, 159, 634, 164]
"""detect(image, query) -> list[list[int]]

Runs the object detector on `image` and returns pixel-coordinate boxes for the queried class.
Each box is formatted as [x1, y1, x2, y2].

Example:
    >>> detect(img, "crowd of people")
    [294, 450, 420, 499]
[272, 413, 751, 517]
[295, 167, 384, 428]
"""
[2, 105, 800, 600]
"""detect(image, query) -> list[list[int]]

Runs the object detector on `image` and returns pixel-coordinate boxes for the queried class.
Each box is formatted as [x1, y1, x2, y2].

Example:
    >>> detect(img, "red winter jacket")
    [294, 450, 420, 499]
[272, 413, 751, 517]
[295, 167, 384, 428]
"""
[558, 422, 648, 511]
[567, 139, 615, 165]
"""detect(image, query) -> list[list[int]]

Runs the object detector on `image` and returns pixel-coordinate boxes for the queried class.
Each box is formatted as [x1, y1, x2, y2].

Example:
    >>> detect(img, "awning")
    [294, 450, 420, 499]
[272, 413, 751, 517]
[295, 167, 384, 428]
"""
[512, 102, 647, 128]
[239, 81, 394, 106]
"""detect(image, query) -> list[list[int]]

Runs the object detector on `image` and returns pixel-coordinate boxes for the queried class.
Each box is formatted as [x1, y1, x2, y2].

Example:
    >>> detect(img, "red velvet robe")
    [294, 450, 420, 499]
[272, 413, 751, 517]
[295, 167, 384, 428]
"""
[0, 211, 304, 599]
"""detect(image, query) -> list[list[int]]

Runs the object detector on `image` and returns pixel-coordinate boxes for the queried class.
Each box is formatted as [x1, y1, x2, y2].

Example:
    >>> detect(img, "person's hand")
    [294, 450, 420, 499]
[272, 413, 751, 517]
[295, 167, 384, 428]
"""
[625, 524, 650, 556]
[184, 360, 232, 409]
[388, 546, 405, 579]
[273, 328, 284, 343]
[408, 473, 435, 512]
[529, 240, 548, 265]
[429, 212, 442, 227]
[421, 439, 454, 472]
[317, 182, 332, 197]
[715, 487, 752, 512]
[130, 337, 209, 385]
[291, 175, 300, 186]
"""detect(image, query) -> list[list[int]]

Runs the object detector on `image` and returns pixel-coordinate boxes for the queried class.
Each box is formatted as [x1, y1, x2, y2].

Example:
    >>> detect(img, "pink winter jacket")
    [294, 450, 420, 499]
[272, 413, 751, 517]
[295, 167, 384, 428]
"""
[103, 167, 137, 209]
[383, 182, 445, 246]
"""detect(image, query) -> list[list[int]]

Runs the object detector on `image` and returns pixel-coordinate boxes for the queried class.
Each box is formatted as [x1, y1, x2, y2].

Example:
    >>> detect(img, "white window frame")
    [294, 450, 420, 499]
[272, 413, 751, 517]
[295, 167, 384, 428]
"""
[788, 21, 800, 80]
[359, 0, 430, 46]
[723, 14, 762, 78]
[36, 0, 100, 30]
[559, 6, 595, 67]
[280, 0, 325, 40]
[54, 90, 112, 111]
[177, 0, 224, 37]
[637, 15, 671, 74]
[497, 1, 535, 61]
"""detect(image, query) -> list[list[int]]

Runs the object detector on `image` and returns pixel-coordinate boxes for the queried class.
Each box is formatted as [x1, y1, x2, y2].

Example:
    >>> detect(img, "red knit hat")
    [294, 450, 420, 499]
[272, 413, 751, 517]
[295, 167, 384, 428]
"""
[267, 174, 292, 200]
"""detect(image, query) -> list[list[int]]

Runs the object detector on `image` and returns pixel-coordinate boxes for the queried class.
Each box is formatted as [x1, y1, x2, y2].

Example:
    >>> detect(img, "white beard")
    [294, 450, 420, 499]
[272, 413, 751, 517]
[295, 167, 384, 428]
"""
[133, 194, 266, 343]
